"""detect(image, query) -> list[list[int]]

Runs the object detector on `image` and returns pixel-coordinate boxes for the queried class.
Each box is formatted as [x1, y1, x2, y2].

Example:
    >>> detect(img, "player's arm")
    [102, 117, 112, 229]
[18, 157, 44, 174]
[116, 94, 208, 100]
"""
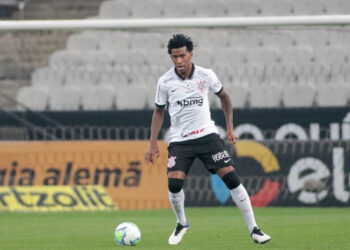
[145, 105, 165, 164]
[216, 89, 238, 144]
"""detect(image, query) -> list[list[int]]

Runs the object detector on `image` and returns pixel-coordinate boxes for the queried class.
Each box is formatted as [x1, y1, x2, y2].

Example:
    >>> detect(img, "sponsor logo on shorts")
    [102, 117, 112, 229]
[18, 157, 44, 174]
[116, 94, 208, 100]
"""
[181, 128, 205, 137]
[167, 156, 177, 168]
[212, 150, 230, 162]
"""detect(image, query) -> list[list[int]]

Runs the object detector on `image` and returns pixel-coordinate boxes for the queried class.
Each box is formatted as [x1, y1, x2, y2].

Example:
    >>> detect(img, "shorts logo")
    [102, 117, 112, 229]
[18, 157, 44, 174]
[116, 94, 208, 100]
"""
[212, 150, 230, 162]
[167, 156, 177, 168]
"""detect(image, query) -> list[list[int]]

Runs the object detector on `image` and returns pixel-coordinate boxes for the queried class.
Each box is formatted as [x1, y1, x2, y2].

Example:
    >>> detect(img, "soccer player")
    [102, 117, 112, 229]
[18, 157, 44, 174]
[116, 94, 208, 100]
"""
[145, 34, 271, 245]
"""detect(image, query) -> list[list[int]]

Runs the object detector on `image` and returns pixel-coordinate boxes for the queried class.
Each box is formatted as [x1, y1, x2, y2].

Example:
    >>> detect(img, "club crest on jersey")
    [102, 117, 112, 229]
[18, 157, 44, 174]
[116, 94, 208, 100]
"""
[196, 80, 207, 92]
[167, 156, 177, 168]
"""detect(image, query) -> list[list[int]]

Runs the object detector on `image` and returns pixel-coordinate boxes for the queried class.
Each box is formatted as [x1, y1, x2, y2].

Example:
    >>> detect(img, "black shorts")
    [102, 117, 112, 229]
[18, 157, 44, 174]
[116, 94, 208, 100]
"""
[167, 133, 235, 175]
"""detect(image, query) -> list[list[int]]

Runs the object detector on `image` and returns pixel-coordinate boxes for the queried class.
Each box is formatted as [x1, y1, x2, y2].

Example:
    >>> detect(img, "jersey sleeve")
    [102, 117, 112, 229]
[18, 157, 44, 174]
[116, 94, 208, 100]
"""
[154, 78, 168, 107]
[207, 69, 223, 94]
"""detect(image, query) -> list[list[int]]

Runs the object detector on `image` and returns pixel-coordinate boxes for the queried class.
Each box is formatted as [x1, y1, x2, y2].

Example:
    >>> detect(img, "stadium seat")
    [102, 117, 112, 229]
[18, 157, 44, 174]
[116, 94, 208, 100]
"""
[163, 0, 195, 17]
[49, 50, 82, 71]
[313, 46, 349, 64]
[31, 67, 64, 87]
[216, 48, 247, 64]
[64, 69, 98, 86]
[66, 32, 100, 51]
[49, 87, 82, 110]
[113, 50, 147, 66]
[282, 83, 316, 107]
[98, 70, 129, 86]
[259, 31, 295, 47]
[226, 0, 261, 16]
[115, 84, 149, 110]
[129, 0, 163, 18]
[316, 83, 350, 107]
[323, 0, 350, 14]
[82, 51, 115, 71]
[194, 0, 228, 17]
[228, 32, 263, 47]
[249, 83, 282, 108]
[81, 85, 116, 110]
[293, 30, 330, 47]
[99, 31, 131, 51]
[280, 47, 314, 64]
[225, 84, 249, 108]
[98, 0, 131, 18]
[290, 0, 326, 15]
[245, 47, 280, 64]
[194, 48, 214, 68]
[260, 0, 293, 16]
[16, 86, 49, 111]
[129, 32, 164, 50]
[195, 30, 230, 48]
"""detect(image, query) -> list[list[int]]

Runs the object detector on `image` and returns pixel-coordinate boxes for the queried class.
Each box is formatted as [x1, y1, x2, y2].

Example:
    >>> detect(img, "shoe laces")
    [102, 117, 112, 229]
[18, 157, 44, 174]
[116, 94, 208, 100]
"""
[251, 227, 264, 236]
[174, 223, 185, 236]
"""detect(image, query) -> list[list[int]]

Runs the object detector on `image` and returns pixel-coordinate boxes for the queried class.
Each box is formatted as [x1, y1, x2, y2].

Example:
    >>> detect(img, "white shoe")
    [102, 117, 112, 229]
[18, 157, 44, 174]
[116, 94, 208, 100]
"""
[168, 223, 189, 245]
[251, 227, 271, 244]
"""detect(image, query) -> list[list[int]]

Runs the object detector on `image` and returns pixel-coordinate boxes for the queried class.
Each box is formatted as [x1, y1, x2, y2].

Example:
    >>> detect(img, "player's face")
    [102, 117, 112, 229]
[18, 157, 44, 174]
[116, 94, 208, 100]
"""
[170, 46, 193, 77]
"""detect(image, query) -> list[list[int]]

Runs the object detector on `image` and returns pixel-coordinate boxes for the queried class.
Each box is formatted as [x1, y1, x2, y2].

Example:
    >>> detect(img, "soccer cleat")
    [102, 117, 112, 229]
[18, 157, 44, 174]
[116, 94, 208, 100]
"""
[168, 223, 189, 245]
[250, 227, 271, 244]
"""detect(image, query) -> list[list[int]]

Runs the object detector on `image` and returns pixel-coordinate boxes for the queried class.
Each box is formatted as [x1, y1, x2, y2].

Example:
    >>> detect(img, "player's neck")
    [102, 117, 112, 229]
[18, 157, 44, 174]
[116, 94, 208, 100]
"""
[175, 64, 195, 80]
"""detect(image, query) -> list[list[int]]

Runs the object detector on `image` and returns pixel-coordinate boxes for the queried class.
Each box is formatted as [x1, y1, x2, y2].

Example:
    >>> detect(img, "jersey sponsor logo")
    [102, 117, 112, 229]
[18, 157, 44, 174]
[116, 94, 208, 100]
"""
[211, 150, 230, 162]
[181, 128, 205, 137]
[177, 97, 203, 107]
[167, 156, 177, 168]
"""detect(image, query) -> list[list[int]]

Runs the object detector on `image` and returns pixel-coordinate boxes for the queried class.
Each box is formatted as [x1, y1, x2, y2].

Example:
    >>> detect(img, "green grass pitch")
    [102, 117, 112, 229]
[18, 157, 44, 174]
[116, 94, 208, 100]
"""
[1, 207, 350, 249]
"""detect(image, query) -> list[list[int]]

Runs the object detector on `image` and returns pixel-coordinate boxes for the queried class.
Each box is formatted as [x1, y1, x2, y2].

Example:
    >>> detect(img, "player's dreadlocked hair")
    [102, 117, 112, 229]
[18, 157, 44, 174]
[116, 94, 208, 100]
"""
[167, 34, 193, 54]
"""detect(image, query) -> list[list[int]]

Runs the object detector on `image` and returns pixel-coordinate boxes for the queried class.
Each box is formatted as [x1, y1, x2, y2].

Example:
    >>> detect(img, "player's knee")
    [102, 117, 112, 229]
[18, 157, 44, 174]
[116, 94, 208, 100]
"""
[168, 178, 184, 193]
[222, 171, 241, 190]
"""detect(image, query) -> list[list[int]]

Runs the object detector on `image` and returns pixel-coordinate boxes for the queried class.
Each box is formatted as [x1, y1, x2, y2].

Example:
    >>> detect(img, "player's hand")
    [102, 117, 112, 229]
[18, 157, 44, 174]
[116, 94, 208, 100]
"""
[227, 129, 238, 144]
[145, 141, 160, 164]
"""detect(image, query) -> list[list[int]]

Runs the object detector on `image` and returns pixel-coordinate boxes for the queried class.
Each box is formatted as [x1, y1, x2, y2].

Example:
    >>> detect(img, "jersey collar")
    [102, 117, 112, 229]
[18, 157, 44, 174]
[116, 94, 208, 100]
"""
[174, 63, 195, 80]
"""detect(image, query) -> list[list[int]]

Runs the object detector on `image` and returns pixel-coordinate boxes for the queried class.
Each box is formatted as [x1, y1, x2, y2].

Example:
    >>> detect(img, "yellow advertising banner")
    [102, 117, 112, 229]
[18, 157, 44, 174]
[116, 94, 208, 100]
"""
[0, 185, 115, 212]
[0, 141, 169, 210]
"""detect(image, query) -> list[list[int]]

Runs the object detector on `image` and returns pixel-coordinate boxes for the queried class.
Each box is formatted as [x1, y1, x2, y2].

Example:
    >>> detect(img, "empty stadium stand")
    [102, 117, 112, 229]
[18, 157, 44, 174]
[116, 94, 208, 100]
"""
[1, 0, 348, 111]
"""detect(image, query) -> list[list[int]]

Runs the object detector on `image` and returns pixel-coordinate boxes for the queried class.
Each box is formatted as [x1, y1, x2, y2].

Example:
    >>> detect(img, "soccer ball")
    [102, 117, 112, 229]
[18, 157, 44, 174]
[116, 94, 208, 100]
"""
[114, 222, 141, 246]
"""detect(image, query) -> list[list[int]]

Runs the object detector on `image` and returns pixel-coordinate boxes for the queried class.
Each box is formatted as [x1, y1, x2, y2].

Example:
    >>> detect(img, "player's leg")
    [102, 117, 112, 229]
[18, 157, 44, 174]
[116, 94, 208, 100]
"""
[167, 148, 194, 245]
[196, 134, 270, 244]
[168, 170, 187, 227]
[217, 166, 271, 244]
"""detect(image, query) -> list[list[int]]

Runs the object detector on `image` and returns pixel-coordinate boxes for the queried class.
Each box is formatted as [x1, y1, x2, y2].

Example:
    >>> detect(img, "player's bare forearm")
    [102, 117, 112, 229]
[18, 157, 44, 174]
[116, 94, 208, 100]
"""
[217, 90, 238, 144]
[150, 106, 165, 142]
[145, 106, 164, 164]
[217, 90, 234, 130]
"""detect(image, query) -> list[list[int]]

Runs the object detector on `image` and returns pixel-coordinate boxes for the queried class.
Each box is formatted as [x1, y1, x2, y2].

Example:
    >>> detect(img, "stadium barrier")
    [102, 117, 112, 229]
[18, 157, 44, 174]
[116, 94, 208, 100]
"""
[0, 140, 169, 211]
[1, 139, 349, 211]
[185, 140, 350, 207]
[0, 108, 348, 141]
[2, 15, 350, 31]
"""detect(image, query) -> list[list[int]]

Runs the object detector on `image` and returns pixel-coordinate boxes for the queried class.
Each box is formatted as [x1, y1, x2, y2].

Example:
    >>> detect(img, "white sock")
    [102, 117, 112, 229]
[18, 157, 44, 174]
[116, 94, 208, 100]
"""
[169, 189, 187, 226]
[230, 184, 257, 233]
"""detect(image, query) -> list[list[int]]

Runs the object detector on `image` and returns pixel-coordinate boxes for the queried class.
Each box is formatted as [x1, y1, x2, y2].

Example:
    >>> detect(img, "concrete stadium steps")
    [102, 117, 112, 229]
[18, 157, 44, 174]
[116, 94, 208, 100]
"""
[0, 31, 72, 80]
[11, 0, 105, 19]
